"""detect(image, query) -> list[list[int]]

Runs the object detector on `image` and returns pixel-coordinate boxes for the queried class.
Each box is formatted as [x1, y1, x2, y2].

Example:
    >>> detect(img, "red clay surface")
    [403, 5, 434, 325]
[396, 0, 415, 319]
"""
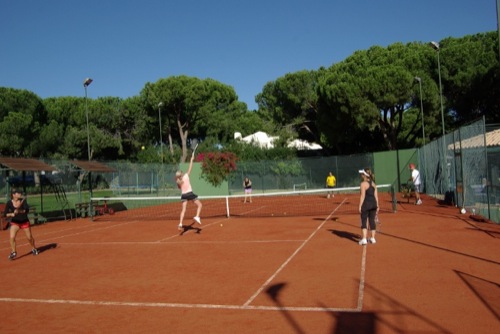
[0, 193, 498, 333]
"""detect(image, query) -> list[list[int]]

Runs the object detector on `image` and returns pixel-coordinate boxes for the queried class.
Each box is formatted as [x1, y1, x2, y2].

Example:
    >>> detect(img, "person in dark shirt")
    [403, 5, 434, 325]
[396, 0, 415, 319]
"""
[4, 189, 39, 260]
[243, 177, 252, 203]
[358, 168, 379, 245]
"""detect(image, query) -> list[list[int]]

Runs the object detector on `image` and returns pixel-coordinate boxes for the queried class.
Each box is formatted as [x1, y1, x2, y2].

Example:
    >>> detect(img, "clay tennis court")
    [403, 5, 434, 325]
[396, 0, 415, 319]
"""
[0, 193, 498, 333]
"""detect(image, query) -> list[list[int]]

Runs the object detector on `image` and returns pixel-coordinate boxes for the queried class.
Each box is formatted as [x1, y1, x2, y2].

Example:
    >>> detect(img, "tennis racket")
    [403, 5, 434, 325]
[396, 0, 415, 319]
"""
[192, 143, 199, 158]
[375, 214, 382, 233]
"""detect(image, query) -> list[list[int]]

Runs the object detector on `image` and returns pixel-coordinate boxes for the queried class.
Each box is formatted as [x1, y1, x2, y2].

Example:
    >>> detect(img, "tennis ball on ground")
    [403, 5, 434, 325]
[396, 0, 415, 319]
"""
[220, 223, 223, 227]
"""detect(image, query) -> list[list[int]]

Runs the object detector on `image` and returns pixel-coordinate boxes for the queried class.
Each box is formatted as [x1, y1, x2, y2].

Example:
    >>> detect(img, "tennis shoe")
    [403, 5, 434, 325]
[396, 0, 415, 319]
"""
[194, 216, 201, 224]
[416, 199, 422, 205]
[358, 238, 367, 246]
[178, 224, 183, 231]
[369, 238, 376, 244]
[8, 251, 17, 260]
[32, 248, 39, 256]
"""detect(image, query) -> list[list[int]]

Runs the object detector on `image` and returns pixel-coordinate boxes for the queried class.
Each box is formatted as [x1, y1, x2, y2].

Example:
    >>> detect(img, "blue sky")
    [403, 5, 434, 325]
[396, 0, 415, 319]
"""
[1, 0, 497, 110]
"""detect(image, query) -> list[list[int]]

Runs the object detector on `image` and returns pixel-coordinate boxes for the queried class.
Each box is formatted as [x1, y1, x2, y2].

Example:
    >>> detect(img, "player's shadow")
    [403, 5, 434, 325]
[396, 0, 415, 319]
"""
[38, 243, 58, 253]
[328, 229, 360, 243]
[10, 243, 58, 261]
[266, 283, 306, 334]
[179, 223, 202, 235]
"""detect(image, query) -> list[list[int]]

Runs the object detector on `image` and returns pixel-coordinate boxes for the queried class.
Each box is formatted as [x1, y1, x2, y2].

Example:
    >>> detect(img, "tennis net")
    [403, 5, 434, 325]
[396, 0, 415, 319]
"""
[91, 184, 396, 221]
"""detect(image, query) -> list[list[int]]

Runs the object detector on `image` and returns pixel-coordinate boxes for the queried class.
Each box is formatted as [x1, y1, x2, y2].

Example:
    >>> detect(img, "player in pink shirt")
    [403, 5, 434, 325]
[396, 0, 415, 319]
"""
[175, 154, 202, 230]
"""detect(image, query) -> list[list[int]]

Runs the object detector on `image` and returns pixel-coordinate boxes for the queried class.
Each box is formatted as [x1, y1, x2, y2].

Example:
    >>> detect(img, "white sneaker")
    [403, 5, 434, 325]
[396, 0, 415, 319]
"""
[194, 216, 201, 224]
[358, 238, 367, 245]
[178, 224, 183, 230]
[416, 199, 422, 205]
[369, 238, 376, 244]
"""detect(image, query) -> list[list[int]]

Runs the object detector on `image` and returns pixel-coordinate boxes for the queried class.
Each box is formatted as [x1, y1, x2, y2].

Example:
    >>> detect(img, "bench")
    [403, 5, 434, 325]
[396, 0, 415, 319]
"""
[75, 201, 100, 218]
[29, 206, 47, 225]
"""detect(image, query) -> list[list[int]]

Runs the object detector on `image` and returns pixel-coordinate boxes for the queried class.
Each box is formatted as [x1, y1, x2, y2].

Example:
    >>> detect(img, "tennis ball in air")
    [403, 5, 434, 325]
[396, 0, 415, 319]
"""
[141, 146, 145, 150]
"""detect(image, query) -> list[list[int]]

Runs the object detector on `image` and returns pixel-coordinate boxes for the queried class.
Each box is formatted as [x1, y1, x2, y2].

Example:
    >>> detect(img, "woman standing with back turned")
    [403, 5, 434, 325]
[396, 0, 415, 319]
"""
[358, 168, 379, 245]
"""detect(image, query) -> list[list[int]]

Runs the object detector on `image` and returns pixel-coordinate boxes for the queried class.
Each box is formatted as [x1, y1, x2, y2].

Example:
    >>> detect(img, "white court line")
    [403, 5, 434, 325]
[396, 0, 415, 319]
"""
[0, 197, 368, 313]
[243, 198, 349, 307]
[58, 239, 305, 246]
[357, 245, 367, 311]
[0, 297, 358, 313]
[0, 219, 146, 252]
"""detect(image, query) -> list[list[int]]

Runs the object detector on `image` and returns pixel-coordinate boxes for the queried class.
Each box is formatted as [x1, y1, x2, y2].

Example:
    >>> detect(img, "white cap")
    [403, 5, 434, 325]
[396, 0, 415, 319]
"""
[358, 169, 370, 177]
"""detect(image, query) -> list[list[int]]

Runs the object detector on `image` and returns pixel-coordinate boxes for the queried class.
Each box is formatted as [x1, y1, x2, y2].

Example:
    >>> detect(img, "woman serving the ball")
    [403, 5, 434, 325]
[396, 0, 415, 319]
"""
[175, 152, 202, 231]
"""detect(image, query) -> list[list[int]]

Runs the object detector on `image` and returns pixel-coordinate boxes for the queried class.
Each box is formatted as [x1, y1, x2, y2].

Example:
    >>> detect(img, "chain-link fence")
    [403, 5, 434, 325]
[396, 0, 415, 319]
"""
[418, 117, 499, 222]
[1, 118, 498, 223]
[228, 154, 373, 194]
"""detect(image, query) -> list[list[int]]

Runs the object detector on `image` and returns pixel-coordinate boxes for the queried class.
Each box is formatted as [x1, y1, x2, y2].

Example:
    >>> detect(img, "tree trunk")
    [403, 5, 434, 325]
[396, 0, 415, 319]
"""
[177, 118, 189, 163]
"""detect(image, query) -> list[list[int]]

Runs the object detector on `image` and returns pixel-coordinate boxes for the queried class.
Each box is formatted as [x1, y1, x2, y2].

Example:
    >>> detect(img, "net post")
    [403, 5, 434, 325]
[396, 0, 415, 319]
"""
[391, 184, 397, 212]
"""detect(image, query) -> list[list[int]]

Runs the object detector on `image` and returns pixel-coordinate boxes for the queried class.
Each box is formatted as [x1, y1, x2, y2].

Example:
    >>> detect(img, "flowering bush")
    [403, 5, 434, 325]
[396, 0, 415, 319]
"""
[196, 151, 238, 187]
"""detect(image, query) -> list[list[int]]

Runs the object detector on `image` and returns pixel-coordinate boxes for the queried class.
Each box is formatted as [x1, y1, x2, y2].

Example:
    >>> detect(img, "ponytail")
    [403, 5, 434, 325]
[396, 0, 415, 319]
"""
[364, 168, 376, 182]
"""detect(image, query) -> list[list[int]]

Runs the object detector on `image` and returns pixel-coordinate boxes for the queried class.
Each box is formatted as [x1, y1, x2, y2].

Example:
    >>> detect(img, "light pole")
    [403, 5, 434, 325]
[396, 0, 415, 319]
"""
[430, 41, 445, 137]
[430, 41, 449, 192]
[415, 76, 426, 189]
[158, 102, 163, 163]
[83, 77, 94, 219]
[414, 77, 425, 145]
[83, 78, 93, 160]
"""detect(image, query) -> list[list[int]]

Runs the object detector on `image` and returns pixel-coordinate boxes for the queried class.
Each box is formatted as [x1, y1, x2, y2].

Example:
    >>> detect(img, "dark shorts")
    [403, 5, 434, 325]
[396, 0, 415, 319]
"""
[181, 192, 198, 201]
[414, 184, 422, 193]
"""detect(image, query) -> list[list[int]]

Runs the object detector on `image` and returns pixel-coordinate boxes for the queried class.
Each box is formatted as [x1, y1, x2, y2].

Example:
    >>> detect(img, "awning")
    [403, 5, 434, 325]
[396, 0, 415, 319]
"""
[448, 128, 500, 150]
[0, 157, 57, 172]
[69, 160, 116, 173]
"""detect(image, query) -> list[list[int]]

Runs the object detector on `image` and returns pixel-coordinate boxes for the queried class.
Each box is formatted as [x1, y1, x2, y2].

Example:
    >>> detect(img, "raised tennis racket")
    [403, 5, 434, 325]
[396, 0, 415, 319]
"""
[192, 143, 199, 158]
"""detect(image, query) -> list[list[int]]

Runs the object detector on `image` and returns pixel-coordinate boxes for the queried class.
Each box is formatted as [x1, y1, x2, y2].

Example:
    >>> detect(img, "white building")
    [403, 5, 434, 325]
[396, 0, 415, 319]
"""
[234, 132, 322, 150]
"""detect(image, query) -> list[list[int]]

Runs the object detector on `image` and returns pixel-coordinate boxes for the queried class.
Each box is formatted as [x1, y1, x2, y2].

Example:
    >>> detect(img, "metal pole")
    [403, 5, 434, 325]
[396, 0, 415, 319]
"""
[158, 102, 163, 163]
[436, 51, 445, 138]
[83, 78, 93, 220]
[85, 86, 91, 160]
[436, 49, 449, 193]
[83, 78, 93, 161]
[497, 0, 500, 62]
[430, 42, 449, 193]
[415, 76, 426, 192]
